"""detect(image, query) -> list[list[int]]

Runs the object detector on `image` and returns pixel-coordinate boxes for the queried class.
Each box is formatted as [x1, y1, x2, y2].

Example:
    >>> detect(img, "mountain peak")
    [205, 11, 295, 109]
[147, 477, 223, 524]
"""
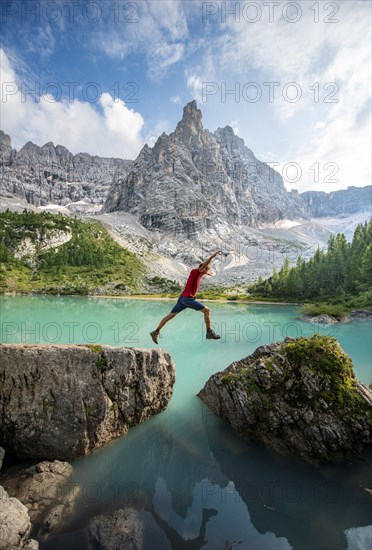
[181, 100, 202, 125]
[174, 100, 204, 144]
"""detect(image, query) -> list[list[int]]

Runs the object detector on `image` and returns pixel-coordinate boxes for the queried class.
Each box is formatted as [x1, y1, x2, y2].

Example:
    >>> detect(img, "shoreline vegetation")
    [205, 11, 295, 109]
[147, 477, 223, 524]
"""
[248, 219, 372, 311]
[1, 211, 371, 320]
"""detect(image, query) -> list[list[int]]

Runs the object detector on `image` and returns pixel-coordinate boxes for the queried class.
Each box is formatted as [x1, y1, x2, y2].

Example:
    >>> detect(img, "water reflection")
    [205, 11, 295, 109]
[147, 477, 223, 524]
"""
[202, 416, 372, 550]
[146, 499, 218, 550]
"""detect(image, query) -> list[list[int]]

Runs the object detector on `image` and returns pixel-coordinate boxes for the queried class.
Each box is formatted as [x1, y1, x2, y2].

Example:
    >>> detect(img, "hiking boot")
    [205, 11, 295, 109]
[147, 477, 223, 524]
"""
[150, 330, 160, 344]
[206, 329, 221, 340]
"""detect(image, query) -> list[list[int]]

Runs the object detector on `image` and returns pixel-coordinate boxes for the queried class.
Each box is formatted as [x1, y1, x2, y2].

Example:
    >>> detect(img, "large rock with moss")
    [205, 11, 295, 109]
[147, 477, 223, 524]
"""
[0, 344, 175, 460]
[198, 335, 372, 464]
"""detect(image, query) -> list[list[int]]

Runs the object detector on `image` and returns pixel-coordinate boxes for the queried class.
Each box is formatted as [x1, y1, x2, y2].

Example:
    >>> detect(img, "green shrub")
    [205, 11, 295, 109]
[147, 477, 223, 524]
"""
[301, 303, 347, 318]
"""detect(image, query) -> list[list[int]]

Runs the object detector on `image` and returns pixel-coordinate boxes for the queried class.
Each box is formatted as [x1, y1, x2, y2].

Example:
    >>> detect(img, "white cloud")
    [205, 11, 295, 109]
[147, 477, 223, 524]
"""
[27, 24, 56, 59]
[147, 42, 185, 80]
[170, 95, 182, 104]
[345, 525, 372, 550]
[290, 107, 371, 192]
[0, 48, 144, 159]
[91, 0, 188, 80]
[185, 73, 203, 103]
[193, 0, 371, 191]
[146, 0, 188, 42]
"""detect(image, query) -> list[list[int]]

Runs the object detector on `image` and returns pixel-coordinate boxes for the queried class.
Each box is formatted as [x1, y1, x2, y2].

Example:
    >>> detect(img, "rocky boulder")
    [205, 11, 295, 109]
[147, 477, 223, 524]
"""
[86, 508, 142, 550]
[0, 448, 39, 550]
[301, 314, 350, 324]
[350, 309, 372, 319]
[0, 344, 176, 460]
[0, 460, 78, 542]
[0, 486, 39, 549]
[198, 335, 372, 464]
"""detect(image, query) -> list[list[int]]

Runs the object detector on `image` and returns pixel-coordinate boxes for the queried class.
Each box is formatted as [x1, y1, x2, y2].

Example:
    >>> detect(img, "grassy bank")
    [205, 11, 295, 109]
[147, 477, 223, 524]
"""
[0, 210, 179, 295]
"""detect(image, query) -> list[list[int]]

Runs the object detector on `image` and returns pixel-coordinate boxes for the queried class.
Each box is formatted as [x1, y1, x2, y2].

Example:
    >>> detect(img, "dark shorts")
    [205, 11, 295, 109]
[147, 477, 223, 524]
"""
[170, 295, 205, 314]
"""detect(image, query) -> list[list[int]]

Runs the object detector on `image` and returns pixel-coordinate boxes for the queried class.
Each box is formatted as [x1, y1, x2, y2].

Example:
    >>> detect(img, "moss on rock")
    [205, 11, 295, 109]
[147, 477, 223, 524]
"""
[198, 335, 372, 464]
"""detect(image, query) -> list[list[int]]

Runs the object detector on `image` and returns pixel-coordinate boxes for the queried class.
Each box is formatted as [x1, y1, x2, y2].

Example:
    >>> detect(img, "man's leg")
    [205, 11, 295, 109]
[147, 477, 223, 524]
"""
[201, 307, 221, 340]
[157, 312, 177, 332]
[202, 306, 211, 330]
[150, 313, 177, 344]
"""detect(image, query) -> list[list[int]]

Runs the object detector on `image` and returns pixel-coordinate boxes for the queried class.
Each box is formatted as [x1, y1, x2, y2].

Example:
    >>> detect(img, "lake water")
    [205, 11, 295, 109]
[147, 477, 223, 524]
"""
[1, 296, 371, 550]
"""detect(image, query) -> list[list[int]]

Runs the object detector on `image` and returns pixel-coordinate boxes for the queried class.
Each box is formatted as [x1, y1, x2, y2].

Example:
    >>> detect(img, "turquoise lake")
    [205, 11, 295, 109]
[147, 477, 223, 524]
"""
[1, 296, 371, 550]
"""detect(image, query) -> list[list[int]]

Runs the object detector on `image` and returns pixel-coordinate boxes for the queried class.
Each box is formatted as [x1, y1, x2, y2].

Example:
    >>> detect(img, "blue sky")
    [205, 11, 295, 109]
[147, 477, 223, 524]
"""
[0, 0, 371, 192]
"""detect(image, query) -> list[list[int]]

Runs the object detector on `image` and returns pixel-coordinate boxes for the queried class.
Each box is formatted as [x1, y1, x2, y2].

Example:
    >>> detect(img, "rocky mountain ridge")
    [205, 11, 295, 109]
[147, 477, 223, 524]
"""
[301, 186, 372, 217]
[1, 102, 370, 283]
[0, 130, 132, 209]
[1, 102, 370, 222]
[104, 101, 304, 233]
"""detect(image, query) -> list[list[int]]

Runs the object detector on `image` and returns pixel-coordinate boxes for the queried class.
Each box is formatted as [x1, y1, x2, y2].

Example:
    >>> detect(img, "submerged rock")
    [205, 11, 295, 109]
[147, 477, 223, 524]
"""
[86, 508, 142, 550]
[0, 460, 78, 542]
[0, 344, 176, 460]
[198, 335, 372, 464]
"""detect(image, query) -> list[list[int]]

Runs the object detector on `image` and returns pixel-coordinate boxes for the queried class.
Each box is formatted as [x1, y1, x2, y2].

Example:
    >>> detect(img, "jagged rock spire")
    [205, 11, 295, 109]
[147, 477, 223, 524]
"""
[174, 100, 204, 144]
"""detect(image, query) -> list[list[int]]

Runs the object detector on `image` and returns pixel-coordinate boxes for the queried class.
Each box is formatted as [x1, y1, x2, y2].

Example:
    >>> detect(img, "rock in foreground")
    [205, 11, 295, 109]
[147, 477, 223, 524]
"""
[0, 486, 39, 550]
[198, 335, 372, 464]
[0, 344, 176, 460]
[0, 460, 78, 542]
[87, 508, 142, 550]
[0, 448, 39, 550]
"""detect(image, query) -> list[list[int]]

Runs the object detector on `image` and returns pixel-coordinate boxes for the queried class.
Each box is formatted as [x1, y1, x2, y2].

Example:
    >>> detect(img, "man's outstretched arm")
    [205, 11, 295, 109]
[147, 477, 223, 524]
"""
[198, 251, 221, 272]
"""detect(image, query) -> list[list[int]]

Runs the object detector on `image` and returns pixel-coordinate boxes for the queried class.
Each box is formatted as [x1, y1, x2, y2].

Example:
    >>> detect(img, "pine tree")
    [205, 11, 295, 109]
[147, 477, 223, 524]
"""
[249, 220, 372, 305]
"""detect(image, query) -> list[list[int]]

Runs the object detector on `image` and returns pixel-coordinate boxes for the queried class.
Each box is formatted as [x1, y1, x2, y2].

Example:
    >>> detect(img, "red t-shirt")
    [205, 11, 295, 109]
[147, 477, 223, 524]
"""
[181, 268, 203, 298]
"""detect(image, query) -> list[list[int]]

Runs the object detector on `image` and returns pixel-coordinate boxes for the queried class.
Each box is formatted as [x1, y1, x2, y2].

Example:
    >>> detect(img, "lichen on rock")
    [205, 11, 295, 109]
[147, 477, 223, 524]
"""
[198, 335, 372, 464]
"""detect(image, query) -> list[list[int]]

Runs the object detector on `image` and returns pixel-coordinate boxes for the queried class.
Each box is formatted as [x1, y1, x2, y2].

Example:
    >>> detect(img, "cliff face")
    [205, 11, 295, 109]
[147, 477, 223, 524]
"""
[104, 101, 303, 234]
[0, 344, 176, 460]
[300, 186, 372, 217]
[0, 130, 132, 208]
[198, 335, 372, 464]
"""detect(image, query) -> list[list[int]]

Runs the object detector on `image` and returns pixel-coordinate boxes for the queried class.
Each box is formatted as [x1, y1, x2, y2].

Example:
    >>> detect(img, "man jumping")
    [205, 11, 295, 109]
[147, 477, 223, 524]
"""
[150, 251, 222, 343]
